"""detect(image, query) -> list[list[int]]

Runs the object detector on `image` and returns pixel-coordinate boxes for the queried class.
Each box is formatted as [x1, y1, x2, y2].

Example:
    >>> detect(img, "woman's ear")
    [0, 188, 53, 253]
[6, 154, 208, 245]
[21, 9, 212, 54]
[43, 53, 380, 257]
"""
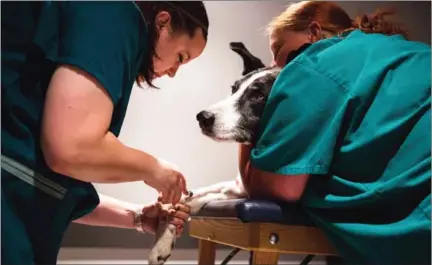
[308, 21, 323, 42]
[155, 11, 171, 29]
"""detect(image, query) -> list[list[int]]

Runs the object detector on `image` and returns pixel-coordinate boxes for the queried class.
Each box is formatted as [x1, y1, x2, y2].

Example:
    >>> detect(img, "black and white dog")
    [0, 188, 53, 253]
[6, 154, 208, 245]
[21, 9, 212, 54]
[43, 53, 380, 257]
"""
[148, 42, 281, 265]
[197, 42, 280, 144]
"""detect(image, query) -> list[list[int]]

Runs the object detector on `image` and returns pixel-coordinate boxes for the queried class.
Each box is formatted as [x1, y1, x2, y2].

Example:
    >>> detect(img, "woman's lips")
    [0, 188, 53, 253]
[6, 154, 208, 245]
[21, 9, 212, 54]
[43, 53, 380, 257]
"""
[152, 73, 163, 79]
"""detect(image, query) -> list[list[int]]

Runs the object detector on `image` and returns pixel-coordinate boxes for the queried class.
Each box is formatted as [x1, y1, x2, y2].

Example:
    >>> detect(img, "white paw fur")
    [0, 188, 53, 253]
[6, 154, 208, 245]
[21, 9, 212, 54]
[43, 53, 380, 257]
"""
[148, 221, 177, 265]
[148, 176, 247, 265]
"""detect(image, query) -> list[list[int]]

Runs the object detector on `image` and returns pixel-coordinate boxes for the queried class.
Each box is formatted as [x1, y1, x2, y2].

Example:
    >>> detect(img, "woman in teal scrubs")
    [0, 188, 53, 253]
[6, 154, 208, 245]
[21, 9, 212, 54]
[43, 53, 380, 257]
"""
[2, 1, 209, 264]
[239, 1, 430, 265]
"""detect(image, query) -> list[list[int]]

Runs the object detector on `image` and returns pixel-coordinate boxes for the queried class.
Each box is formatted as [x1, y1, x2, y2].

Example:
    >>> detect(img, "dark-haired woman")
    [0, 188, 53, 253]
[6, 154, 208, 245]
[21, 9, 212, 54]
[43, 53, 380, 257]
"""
[1, 2, 209, 264]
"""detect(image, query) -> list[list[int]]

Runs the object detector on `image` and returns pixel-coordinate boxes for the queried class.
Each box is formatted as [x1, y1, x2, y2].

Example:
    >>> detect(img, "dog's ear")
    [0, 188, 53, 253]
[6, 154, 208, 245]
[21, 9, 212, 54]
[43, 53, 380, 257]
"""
[230, 42, 265, 76]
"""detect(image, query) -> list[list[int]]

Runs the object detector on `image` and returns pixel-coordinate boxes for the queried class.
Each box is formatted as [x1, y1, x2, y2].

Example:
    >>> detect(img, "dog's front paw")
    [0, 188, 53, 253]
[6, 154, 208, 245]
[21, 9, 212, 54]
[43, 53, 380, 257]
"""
[148, 246, 172, 265]
[148, 223, 177, 265]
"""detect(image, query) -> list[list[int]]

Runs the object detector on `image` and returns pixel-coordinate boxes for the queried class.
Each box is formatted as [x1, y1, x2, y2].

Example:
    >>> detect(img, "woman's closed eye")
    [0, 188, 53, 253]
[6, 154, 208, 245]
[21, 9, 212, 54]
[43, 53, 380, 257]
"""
[271, 43, 282, 61]
[178, 54, 184, 64]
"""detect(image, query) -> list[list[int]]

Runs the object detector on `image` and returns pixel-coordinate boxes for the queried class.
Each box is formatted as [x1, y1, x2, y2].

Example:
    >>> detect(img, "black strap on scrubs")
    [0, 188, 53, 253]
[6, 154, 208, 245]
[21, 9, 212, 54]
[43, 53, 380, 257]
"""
[285, 43, 313, 66]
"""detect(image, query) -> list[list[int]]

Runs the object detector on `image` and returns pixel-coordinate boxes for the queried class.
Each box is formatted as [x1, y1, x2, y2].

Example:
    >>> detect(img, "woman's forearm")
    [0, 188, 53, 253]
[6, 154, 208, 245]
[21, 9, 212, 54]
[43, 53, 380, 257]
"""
[238, 144, 253, 186]
[73, 194, 141, 229]
[238, 144, 273, 197]
[44, 131, 162, 184]
[237, 144, 309, 201]
[40, 65, 165, 185]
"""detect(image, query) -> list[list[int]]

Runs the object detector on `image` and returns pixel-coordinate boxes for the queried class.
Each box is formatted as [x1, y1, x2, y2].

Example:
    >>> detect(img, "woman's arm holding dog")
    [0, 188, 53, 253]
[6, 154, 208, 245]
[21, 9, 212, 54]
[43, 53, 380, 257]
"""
[74, 194, 189, 233]
[238, 144, 309, 201]
[74, 193, 140, 229]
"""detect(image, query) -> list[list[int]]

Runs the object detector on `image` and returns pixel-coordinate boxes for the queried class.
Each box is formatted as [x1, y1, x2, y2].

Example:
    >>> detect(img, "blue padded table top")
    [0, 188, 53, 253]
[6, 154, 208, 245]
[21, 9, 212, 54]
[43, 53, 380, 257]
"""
[192, 199, 316, 227]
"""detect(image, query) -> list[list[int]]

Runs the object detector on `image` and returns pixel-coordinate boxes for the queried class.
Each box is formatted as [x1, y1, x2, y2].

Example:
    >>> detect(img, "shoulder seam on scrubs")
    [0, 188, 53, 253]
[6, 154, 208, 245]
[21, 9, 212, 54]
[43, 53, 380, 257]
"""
[131, 1, 148, 32]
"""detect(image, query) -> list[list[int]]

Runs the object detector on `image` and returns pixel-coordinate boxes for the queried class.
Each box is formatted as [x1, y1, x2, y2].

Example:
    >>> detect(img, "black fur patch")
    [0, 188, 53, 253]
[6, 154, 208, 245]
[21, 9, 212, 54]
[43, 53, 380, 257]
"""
[231, 68, 279, 143]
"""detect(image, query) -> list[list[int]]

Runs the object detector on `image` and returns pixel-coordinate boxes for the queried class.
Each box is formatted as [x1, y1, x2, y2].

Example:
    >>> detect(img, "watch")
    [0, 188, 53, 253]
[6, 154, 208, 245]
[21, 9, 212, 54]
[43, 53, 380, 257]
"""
[132, 208, 146, 234]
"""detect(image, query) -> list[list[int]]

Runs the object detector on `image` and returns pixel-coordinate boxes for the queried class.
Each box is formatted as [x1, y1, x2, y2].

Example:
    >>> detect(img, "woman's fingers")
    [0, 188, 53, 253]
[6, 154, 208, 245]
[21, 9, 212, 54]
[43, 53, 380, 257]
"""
[161, 189, 174, 205]
[179, 173, 188, 195]
[176, 226, 184, 237]
[168, 205, 191, 224]
[172, 186, 181, 205]
[174, 204, 191, 213]
[172, 211, 189, 223]
[160, 203, 190, 237]
[170, 217, 186, 226]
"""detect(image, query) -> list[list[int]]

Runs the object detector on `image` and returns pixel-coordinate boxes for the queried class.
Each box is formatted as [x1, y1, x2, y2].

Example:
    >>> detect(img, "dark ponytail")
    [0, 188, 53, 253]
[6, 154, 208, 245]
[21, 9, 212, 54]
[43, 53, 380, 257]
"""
[134, 1, 209, 88]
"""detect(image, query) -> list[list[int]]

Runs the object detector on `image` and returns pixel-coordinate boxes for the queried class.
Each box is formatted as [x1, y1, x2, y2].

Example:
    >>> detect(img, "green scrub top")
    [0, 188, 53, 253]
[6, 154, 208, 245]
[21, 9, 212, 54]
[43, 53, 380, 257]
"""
[1, 1, 147, 264]
[250, 30, 431, 265]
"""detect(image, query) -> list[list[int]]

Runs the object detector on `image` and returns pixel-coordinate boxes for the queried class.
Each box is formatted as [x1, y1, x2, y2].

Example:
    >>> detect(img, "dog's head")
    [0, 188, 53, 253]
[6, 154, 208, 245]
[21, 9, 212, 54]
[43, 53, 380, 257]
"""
[196, 42, 280, 144]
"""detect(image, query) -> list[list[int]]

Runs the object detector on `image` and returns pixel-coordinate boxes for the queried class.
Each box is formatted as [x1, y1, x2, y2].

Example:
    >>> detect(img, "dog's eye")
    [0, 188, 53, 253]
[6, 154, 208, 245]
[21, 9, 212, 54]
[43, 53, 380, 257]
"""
[250, 89, 265, 101]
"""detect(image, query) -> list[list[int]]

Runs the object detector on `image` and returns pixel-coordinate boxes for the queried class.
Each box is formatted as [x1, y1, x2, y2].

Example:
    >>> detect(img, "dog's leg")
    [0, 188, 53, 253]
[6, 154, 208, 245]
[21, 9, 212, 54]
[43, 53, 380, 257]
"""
[187, 175, 246, 213]
[148, 175, 247, 265]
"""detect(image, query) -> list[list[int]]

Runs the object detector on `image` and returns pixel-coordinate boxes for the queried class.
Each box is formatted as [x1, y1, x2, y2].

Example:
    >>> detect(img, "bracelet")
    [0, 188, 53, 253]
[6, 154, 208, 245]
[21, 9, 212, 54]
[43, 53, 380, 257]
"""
[133, 208, 146, 234]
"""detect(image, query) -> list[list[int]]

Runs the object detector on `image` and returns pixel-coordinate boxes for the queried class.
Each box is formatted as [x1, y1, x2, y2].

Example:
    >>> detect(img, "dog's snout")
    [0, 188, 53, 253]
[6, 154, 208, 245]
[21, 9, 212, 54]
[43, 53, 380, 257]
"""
[196, 111, 215, 128]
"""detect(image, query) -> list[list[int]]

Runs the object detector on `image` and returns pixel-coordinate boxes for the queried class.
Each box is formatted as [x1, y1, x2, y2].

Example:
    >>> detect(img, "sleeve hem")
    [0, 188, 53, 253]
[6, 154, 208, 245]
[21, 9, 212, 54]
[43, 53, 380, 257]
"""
[251, 159, 329, 175]
[274, 165, 329, 175]
[57, 56, 122, 105]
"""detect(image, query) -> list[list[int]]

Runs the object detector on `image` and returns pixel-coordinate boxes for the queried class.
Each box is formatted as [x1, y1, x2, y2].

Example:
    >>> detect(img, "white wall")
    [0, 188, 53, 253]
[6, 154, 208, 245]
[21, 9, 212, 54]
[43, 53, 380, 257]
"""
[93, 0, 291, 204]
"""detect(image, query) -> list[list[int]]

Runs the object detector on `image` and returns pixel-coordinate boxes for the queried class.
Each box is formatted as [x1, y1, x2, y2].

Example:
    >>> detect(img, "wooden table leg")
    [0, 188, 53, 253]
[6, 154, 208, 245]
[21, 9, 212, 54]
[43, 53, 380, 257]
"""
[198, 239, 216, 265]
[250, 251, 279, 265]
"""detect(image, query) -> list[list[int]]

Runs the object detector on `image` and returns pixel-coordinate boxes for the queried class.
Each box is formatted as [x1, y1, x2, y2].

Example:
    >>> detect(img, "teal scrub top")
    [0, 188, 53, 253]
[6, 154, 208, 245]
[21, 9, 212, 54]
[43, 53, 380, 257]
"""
[2, 1, 147, 262]
[250, 30, 431, 265]
[2, 1, 147, 214]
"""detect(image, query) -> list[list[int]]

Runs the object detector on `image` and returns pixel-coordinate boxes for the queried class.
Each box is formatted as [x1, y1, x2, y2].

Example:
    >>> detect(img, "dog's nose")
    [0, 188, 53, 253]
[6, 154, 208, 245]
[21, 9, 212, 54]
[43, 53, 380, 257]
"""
[196, 111, 215, 127]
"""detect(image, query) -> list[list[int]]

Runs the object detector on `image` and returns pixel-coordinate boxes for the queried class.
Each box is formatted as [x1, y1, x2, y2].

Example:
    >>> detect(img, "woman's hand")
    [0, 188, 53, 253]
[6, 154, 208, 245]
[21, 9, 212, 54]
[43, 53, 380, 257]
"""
[141, 202, 191, 237]
[144, 159, 188, 205]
